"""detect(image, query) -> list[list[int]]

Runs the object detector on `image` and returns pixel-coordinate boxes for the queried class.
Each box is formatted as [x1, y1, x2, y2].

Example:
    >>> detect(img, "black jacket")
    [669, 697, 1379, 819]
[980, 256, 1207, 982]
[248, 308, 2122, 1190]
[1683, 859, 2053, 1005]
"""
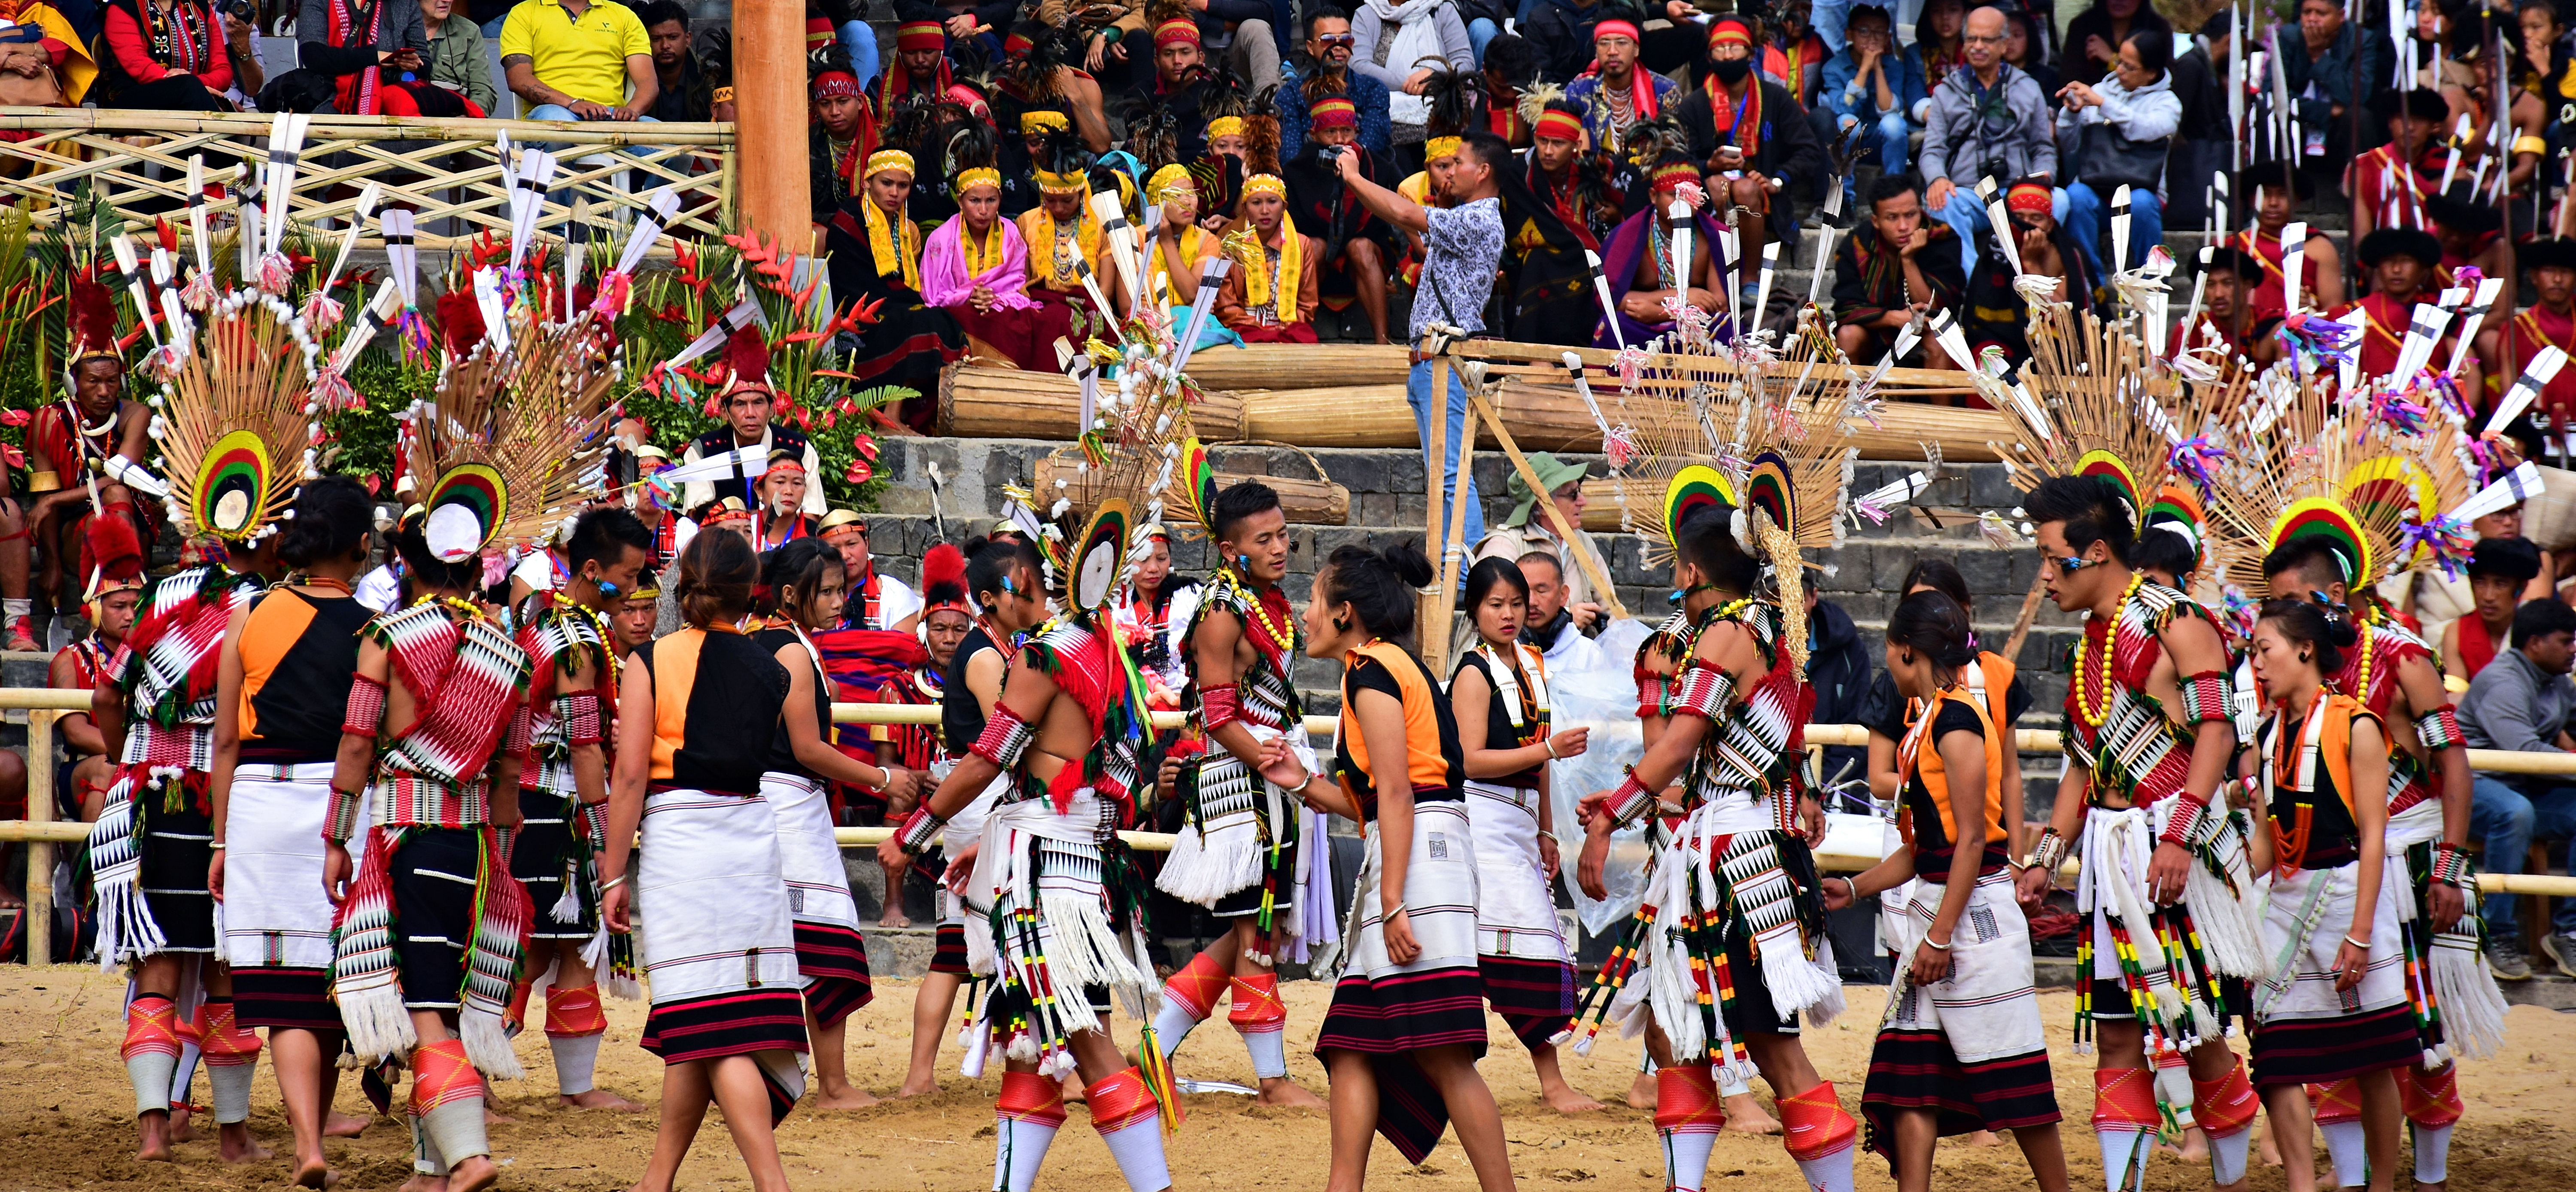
[1806, 597, 1872, 794]
[2056, 2, 2170, 83]
[1667, 76, 1826, 240]
[1962, 222, 2096, 369]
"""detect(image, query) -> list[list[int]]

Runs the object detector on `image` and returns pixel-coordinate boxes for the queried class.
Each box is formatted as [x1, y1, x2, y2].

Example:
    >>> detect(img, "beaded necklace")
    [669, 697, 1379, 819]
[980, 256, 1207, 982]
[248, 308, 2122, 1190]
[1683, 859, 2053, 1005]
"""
[2069, 572, 2147, 729]
[2348, 602, 2380, 702]
[1223, 568, 1298, 658]
[285, 574, 355, 596]
[412, 592, 486, 620]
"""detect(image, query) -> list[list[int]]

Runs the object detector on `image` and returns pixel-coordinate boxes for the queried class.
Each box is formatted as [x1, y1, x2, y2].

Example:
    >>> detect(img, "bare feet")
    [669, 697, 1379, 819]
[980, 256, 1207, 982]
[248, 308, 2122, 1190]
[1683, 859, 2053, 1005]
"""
[168, 1104, 197, 1143]
[1060, 1073, 1085, 1105]
[2259, 1125, 2284, 1167]
[812, 1083, 882, 1110]
[559, 1088, 647, 1112]
[1540, 1082, 1605, 1114]
[483, 1106, 517, 1126]
[878, 906, 913, 928]
[1963, 1129, 2003, 1148]
[2157, 1125, 2210, 1163]
[219, 1121, 273, 1163]
[293, 1153, 339, 1188]
[136, 1110, 175, 1162]
[448, 1154, 500, 1192]
[397, 1175, 449, 1192]
[324, 1110, 370, 1137]
[1626, 1070, 1656, 1110]
[1722, 1091, 1782, 1136]
[894, 1073, 939, 1098]
[1256, 1076, 1326, 1109]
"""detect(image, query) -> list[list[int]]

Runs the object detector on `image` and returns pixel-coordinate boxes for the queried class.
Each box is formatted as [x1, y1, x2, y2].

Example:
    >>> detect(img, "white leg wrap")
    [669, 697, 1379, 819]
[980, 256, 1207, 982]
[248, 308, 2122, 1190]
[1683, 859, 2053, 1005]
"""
[207, 1061, 255, 1125]
[419, 1098, 489, 1166]
[1790, 1141, 1857, 1192]
[127, 1051, 177, 1117]
[1098, 1114, 1171, 1192]
[1662, 1127, 1717, 1191]
[2210, 1121, 2253, 1186]
[1150, 994, 1200, 1058]
[2098, 1127, 2154, 1192]
[171, 1042, 201, 1106]
[2412, 1122, 2453, 1186]
[410, 1116, 447, 1176]
[992, 1116, 1059, 1192]
[1717, 1069, 1751, 1098]
[1238, 1025, 1288, 1080]
[550, 1031, 602, 1096]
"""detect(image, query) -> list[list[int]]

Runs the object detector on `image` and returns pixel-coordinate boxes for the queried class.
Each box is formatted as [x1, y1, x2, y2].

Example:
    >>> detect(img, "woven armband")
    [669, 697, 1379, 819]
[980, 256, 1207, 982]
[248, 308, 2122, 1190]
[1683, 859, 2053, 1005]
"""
[502, 702, 535, 761]
[894, 804, 948, 855]
[1200, 684, 1242, 732]
[1634, 669, 1671, 720]
[2027, 826, 2068, 874]
[1668, 661, 1735, 721]
[972, 702, 1037, 770]
[2414, 705, 2464, 752]
[2431, 842, 2475, 888]
[1603, 771, 1657, 828]
[324, 784, 366, 842]
[2177, 669, 2233, 726]
[341, 674, 386, 739]
[561, 693, 606, 748]
[2158, 793, 2210, 847]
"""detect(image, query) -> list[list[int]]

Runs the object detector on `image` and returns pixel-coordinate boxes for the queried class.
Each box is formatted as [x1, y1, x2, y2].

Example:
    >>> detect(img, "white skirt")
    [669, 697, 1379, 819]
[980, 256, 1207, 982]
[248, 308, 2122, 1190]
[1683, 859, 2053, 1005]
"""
[222, 764, 362, 970]
[1883, 870, 2046, 1064]
[760, 771, 861, 929]
[1464, 780, 1565, 961]
[635, 788, 802, 1005]
[2255, 861, 2409, 1024]
[1340, 800, 1483, 980]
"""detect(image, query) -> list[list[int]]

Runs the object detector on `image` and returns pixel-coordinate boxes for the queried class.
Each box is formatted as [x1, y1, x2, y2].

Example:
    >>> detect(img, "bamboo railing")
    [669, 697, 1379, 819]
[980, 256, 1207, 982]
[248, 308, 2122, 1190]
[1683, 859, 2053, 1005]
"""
[7, 688, 2576, 965]
[0, 110, 732, 249]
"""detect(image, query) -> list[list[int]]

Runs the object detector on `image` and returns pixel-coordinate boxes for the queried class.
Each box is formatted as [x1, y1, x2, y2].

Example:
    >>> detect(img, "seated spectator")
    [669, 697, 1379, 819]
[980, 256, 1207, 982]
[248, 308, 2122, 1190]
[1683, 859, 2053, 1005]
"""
[824, 151, 963, 427]
[2000, 7, 2055, 97]
[2279, 0, 2390, 181]
[1591, 154, 1729, 347]
[641, 0, 711, 121]
[991, 22, 1112, 173]
[1831, 172, 1965, 367]
[1670, 15, 1823, 295]
[874, 19, 987, 120]
[0, 0, 96, 116]
[2458, 596, 2576, 979]
[216, 0, 259, 104]
[1191, 0, 1283, 94]
[2349, 87, 2443, 246]
[1508, 551, 1598, 673]
[1215, 173, 1324, 341]
[2413, 501, 2561, 647]
[2229, 161, 2343, 315]
[2436, 28, 2546, 210]
[1142, 14, 1220, 161]
[1911, 0, 1965, 91]
[2335, 228, 2472, 386]
[50, 563, 139, 824]
[1760, 0, 1827, 105]
[1472, 451, 1607, 630]
[1037, 0, 1144, 94]
[2057, 0, 2165, 86]
[809, 57, 875, 228]
[1140, 164, 1224, 316]
[1919, 5, 2060, 272]
[1815, 4, 1928, 210]
[27, 312, 151, 633]
[421, 0, 495, 112]
[1282, 91, 1399, 342]
[1350, 0, 1473, 158]
[2166, 246, 2279, 366]
[2445, 538, 2546, 683]
[1017, 132, 1114, 319]
[2496, 237, 2576, 460]
[500, 0, 656, 122]
[920, 159, 1073, 372]
[1479, 32, 1536, 143]
[679, 377, 826, 516]
[2425, 192, 2512, 306]
[2160, 12, 2227, 228]
[2057, 27, 2176, 275]
[1960, 176, 2094, 367]
[295, 0, 434, 116]
[1563, 12, 1676, 156]
[1276, 8, 1394, 160]
[94, 0, 236, 110]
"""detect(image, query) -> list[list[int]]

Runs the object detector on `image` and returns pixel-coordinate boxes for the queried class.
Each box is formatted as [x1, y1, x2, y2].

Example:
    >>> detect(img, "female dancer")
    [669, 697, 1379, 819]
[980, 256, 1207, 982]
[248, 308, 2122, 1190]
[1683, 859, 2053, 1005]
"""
[1448, 557, 1599, 1114]
[896, 533, 1048, 1098]
[208, 477, 376, 1187]
[755, 537, 901, 1111]
[1256, 542, 1517, 1192]
[1832, 590, 2067, 1192]
[2241, 599, 2419, 1192]
[600, 530, 805, 1192]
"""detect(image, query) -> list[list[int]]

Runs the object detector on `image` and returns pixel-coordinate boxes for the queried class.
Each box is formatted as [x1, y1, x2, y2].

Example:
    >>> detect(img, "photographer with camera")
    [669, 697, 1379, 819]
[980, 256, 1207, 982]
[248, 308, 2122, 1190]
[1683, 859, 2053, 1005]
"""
[1917, 4, 2060, 272]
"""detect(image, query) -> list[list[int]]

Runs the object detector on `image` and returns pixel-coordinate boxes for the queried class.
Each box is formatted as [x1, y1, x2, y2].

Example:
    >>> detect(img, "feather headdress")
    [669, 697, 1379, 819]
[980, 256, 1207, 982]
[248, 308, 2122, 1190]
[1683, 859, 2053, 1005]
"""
[1974, 303, 2219, 540]
[404, 291, 614, 563]
[154, 291, 322, 543]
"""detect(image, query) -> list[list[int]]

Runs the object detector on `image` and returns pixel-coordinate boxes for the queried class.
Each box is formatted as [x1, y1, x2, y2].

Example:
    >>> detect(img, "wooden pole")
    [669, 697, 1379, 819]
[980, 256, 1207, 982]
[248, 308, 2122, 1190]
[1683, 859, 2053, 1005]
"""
[1429, 404, 1479, 674]
[1465, 389, 1631, 620]
[24, 710, 51, 966]
[732, 0, 810, 253]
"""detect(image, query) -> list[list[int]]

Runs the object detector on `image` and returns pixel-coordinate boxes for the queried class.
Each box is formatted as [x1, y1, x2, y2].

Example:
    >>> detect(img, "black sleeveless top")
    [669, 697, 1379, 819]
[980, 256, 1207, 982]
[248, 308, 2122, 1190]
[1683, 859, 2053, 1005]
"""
[638, 627, 789, 797]
[1453, 647, 1546, 789]
[942, 625, 1000, 757]
[239, 587, 371, 763]
[752, 625, 836, 779]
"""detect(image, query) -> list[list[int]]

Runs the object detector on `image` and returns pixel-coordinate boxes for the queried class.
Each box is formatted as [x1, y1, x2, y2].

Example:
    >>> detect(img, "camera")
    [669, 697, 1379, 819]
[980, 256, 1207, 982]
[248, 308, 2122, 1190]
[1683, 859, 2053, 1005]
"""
[1318, 145, 1343, 164]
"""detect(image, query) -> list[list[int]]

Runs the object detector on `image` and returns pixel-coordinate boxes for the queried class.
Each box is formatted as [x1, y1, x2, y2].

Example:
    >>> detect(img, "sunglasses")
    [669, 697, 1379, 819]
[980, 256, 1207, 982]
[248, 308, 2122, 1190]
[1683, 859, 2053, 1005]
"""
[2047, 554, 2095, 572]
[1315, 33, 1354, 46]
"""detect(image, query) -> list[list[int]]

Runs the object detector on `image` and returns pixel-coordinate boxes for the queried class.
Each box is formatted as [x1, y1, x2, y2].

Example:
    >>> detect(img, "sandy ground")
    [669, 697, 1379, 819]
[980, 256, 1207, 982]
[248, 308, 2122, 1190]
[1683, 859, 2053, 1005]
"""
[4, 965, 2575, 1192]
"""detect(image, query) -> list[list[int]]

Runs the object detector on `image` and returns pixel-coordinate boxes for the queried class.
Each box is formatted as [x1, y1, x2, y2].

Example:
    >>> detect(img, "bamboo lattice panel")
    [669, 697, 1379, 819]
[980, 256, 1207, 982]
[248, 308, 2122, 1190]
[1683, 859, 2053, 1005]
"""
[0, 109, 732, 249]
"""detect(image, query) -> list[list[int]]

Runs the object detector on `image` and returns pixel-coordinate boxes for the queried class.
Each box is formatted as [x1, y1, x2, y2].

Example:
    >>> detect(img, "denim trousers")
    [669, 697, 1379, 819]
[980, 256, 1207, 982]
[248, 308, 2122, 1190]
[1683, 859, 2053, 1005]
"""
[1407, 357, 1484, 550]
[1933, 184, 2069, 273]
[2064, 179, 2164, 277]
[2470, 774, 2576, 934]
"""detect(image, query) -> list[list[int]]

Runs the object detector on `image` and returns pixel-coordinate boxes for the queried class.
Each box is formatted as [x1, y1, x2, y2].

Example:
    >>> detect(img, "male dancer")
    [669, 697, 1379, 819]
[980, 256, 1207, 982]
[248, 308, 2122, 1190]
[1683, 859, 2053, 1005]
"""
[1150, 475, 1325, 1107]
[2262, 528, 2493, 1191]
[2015, 474, 2263, 1192]
[508, 508, 656, 1113]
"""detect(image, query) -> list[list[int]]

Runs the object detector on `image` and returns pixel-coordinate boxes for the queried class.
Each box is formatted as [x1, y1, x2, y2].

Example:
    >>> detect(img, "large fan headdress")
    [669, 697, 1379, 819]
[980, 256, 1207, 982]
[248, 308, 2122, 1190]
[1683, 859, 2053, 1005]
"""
[1970, 303, 2220, 545]
[154, 293, 323, 544]
[404, 296, 615, 563]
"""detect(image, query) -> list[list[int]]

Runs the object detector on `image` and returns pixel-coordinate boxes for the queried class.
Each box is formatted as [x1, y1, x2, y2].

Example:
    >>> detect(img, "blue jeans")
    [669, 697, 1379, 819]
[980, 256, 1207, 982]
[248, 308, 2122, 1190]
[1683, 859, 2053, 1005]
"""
[1467, 16, 1500, 64]
[526, 103, 660, 124]
[1934, 184, 2069, 273]
[1407, 358, 1484, 549]
[2470, 775, 2576, 934]
[2064, 180, 2163, 277]
[1810, 0, 1851, 51]
[838, 21, 880, 90]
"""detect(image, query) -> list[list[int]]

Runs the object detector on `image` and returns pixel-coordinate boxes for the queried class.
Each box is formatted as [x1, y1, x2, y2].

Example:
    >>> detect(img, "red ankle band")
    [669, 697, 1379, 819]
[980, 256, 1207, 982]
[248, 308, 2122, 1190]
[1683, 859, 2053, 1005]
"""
[1163, 952, 1227, 1020]
[2192, 1059, 2259, 1138]
[122, 997, 181, 1061]
[1777, 1081, 1857, 1161]
[2091, 1068, 2161, 1130]
[195, 1000, 261, 1064]
[2401, 1063, 2464, 1130]
[411, 1040, 483, 1114]
[544, 985, 608, 1037]
[2306, 1080, 2362, 1124]
[1653, 1066, 1722, 1134]
[997, 1070, 1068, 1127]
[1226, 973, 1285, 1030]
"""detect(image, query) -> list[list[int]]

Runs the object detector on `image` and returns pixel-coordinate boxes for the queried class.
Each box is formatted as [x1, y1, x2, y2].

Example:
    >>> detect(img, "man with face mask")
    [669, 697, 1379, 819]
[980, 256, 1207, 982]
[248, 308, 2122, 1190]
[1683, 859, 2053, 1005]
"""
[1669, 15, 1825, 301]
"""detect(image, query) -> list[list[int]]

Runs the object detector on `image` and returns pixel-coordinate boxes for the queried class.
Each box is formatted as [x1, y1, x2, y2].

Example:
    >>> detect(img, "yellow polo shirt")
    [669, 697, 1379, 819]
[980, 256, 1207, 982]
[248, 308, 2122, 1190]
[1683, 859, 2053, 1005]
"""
[498, 0, 649, 108]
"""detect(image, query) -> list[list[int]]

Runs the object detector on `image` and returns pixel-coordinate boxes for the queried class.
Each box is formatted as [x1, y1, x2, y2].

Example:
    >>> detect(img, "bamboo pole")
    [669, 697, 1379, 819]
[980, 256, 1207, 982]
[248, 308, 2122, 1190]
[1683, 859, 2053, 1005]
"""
[1464, 389, 1631, 620]
[1429, 403, 1479, 674]
[2000, 572, 2051, 664]
[1421, 348, 1452, 647]
[24, 710, 52, 966]
[0, 111, 732, 140]
[1179, 343, 1412, 390]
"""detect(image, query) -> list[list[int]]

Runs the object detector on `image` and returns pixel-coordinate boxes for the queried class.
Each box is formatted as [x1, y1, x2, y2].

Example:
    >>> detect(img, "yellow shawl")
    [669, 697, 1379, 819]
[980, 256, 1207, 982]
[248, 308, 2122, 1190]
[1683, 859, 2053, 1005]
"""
[1234, 214, 1301, 325]
[864, 196, 922, 291]
[1147, 226, 1211, 308]
[1019, 207, 1103, 293]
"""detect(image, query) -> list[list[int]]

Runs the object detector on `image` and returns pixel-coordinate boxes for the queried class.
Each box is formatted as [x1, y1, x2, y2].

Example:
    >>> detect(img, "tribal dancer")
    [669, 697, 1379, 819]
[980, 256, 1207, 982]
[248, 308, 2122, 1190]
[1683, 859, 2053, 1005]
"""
[87, 288, 304, 1166]
[756, 537, 902, 1111]
[210, 478, 375, 1187]
[1450, 557, 1599, 1114]
[1149, 467, 1326, 1107]
[1251, 542, 1516, 1191]
[327, 287, 616, 1192]
[599, 530, 809, 1192]
[1837, 590, 2068, 1191]
[895, 535, 1051, 1099]
[878, 408, 1182, 1192]
[2240, 599, 2423, 1192]
[507, 508, 656, 1114]
[1993, 310, 2265, 1192]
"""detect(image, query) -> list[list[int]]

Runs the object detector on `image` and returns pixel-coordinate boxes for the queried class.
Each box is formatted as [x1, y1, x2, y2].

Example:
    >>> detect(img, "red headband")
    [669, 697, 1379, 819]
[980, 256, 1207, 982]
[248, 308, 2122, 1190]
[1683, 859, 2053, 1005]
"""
[1593, 18, 1639, 42]
[1154, 16, 1199, 46]
[812, 70, 861, 100]
[1708, 16, 1753, 45]
[1310, 96, 1358, 128]
[1534, 108, 1584, 142]
[1005, 31, 1033, 56]
[2005, 182, 2052, 215]
[896, 19, 944, 50]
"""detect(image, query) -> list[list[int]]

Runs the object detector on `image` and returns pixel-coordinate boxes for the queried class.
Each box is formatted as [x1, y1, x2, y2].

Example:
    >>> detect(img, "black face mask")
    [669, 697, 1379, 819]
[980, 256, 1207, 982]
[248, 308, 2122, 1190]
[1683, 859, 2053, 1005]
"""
[1710, 57, 1752, 84]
